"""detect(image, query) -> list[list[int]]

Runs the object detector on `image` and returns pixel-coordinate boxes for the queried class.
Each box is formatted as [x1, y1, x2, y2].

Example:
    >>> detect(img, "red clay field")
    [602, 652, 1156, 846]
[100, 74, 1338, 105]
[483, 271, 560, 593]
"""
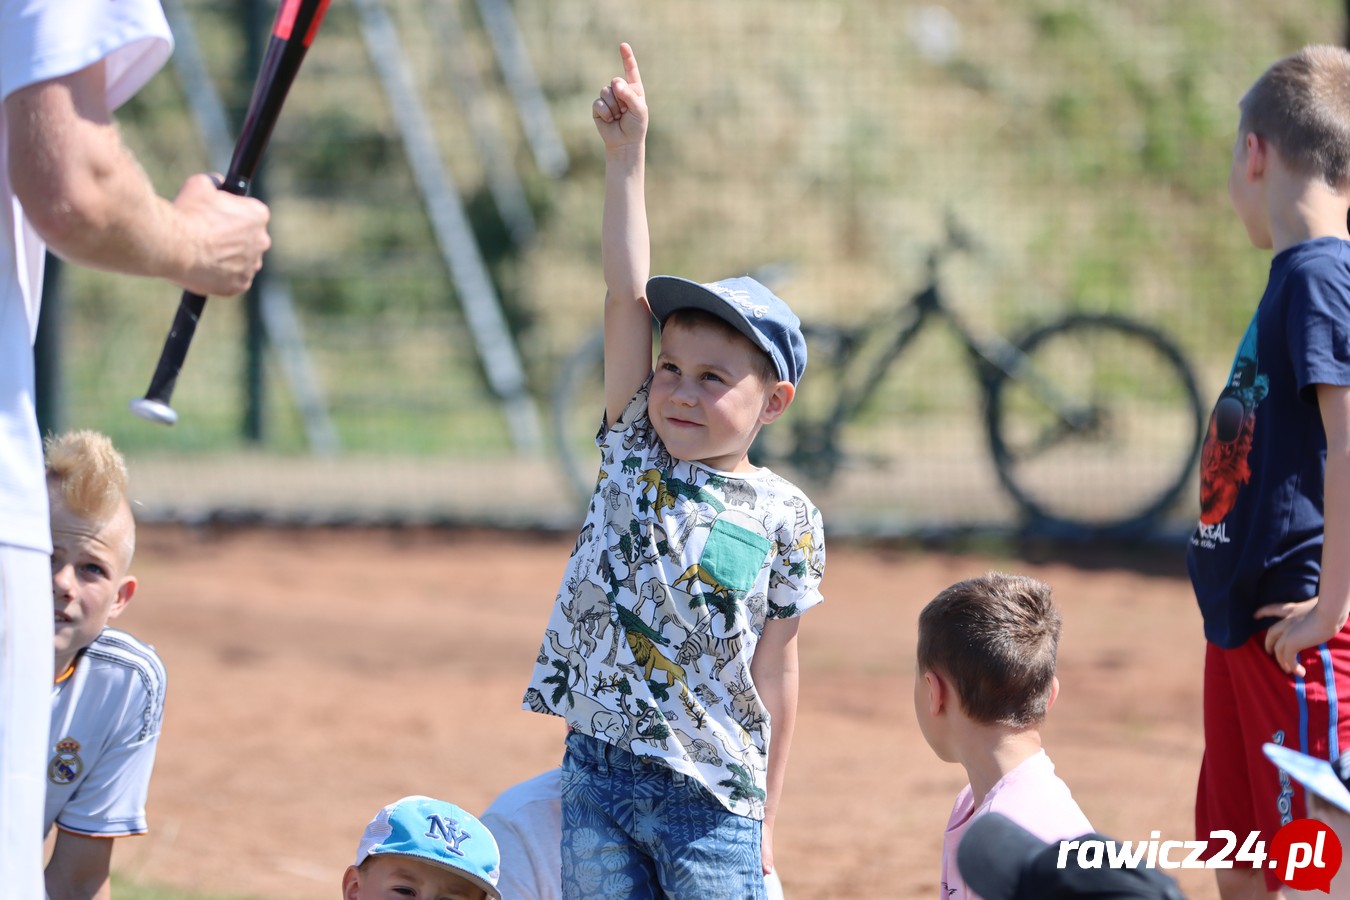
[107, 525, 1217, 899]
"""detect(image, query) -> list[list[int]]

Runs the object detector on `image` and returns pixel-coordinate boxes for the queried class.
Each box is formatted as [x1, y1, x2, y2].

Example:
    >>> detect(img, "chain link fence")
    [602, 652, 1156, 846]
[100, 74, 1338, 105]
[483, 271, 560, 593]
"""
[40, 0, 1346, 537]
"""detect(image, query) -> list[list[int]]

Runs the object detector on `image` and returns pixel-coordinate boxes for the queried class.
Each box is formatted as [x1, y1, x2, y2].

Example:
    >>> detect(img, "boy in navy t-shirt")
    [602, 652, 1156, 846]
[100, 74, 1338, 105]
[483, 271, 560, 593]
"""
[1188, 44, 1350, 899]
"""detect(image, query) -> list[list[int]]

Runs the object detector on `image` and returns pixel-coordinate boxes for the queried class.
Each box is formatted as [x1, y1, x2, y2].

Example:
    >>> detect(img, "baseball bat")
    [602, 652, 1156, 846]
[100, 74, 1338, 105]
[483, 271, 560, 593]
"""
[130, 0, 332, 425]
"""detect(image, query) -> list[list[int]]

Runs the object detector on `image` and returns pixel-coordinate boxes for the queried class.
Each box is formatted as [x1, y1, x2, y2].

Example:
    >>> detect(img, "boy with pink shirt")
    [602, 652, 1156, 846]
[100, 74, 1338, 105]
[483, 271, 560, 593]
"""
[913, 572, 1092, 899]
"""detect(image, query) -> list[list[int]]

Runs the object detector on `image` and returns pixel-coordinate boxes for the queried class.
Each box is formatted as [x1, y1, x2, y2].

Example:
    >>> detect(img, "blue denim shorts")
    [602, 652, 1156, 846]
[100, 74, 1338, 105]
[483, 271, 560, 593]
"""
[559, 731, 766, 900]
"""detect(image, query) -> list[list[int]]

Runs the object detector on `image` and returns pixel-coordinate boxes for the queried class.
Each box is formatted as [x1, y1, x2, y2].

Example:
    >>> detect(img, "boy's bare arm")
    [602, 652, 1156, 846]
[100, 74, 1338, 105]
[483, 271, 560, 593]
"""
[593, 42, 654, 425]
[45, 831, 113, 900]
[752, 615, 802, 877]
[1260, 382, 1350, 674]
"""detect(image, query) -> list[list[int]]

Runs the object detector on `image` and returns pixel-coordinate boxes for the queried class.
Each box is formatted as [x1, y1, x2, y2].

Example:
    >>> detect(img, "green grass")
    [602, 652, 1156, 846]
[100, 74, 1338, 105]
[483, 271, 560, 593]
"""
[110, 873, 252, 900]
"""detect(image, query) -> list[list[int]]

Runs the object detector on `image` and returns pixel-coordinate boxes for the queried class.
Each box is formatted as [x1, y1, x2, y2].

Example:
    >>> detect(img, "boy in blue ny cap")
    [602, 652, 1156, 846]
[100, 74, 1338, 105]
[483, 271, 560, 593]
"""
[343, 796, 501, 900]
[522, 41, 824, 900]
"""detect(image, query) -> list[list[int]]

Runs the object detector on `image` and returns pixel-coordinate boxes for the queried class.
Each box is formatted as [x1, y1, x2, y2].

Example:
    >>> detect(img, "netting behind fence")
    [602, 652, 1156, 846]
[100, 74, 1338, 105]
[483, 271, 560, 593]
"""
[41, 0, 1346, 537]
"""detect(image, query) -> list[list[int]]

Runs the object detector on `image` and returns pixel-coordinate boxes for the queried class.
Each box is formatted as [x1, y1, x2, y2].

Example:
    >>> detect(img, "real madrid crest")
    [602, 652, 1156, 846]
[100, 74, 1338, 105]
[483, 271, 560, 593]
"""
[48, 736, 82, 785]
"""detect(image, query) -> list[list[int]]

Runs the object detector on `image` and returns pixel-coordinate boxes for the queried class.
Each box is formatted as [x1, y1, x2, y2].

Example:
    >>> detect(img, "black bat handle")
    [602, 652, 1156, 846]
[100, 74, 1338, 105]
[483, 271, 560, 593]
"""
[129, 175, 251, 425]
[128, 0, 330, 426]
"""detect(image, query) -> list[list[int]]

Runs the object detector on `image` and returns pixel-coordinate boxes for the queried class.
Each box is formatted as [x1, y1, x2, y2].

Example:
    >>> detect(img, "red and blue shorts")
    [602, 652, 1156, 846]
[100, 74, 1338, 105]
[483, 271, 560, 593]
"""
[1197, 628, 1350, 889]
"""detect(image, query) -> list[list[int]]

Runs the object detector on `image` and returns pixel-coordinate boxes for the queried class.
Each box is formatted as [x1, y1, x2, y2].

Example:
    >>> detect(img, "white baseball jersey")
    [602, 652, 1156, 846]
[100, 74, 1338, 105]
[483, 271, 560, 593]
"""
[46, 628, 167, 837]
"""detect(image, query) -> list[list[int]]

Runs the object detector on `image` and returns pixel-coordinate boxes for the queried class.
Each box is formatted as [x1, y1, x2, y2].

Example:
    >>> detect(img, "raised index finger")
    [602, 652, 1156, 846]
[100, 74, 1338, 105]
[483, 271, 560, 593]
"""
[619, 42, 642, 90]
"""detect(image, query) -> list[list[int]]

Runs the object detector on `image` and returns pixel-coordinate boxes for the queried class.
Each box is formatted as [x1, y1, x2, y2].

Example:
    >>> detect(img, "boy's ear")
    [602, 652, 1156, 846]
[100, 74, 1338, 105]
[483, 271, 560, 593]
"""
[1046, 675, 1060, 712]
[759, 381, 795, 424]
[1244, 131, 1268, 181]
[923, 669, 947, 716]
[342, 865, 361, 899]
[107, 576, 137, 622]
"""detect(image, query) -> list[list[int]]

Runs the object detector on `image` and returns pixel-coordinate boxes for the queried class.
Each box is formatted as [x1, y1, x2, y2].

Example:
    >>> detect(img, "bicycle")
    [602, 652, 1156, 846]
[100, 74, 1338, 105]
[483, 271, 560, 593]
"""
[550, 218, 1205, 537]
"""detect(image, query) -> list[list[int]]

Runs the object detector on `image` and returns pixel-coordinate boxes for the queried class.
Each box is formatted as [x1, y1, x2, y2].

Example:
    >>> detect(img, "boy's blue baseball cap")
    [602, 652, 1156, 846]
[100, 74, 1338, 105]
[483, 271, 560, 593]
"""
[354, 795, 502, 899]
[647, 275, 807, 386]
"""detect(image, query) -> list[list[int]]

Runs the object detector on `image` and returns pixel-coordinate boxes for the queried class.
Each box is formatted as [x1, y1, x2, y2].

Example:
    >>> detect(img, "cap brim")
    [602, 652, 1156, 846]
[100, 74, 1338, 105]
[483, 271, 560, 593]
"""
[1264, 742, 1350, 815]
[957, 813, 1048, 900]
[646, 275, 778, 363]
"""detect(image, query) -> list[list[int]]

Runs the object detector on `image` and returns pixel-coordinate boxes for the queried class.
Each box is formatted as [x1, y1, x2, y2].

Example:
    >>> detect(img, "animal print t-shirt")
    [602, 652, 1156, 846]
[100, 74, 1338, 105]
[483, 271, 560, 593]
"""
[523, 382, 825, 818]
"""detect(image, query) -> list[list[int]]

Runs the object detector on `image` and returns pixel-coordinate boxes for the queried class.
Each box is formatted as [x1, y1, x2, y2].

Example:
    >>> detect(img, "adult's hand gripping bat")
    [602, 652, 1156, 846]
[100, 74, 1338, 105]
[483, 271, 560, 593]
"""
[130, 0, 332, 425]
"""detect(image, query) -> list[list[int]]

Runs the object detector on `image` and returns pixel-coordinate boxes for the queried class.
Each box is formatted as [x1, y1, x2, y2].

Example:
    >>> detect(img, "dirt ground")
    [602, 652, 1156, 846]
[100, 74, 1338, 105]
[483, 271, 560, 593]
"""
[104, 524, 1218, 899]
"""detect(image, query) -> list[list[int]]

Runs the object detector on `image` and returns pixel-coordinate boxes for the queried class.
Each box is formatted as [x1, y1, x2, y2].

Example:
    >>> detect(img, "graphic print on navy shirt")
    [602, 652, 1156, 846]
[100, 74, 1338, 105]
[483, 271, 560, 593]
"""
[1197, 317, 1269, 532]
[1187, 237, 1350, 648]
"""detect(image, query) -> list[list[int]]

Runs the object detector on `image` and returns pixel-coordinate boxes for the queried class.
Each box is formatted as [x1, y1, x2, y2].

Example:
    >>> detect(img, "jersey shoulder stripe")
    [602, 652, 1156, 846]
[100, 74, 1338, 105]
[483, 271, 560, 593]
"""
[85, 629, 166, 741]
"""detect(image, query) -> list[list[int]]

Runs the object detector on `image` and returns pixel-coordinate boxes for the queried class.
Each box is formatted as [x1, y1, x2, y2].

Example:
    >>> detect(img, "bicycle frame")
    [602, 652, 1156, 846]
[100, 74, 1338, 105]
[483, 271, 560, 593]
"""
[813, 239, 998, 435]
[812, 243, 1096, 454]
[552, 216, 1204, 534]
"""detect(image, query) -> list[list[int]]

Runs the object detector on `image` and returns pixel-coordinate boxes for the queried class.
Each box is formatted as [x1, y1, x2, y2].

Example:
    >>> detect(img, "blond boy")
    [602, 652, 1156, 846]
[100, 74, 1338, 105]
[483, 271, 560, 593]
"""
[44, 431, 165, 900]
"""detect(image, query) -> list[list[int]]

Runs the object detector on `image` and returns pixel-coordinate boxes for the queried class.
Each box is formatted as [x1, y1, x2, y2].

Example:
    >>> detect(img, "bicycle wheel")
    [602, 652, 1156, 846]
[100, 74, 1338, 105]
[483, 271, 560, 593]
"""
[984, 313, 1203, 535]
[550, 327, 608, 507]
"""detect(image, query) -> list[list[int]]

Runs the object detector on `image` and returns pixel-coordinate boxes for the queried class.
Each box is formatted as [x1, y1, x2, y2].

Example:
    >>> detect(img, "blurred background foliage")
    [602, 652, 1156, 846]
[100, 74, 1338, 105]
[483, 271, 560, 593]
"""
[42, 0, 1347, 533]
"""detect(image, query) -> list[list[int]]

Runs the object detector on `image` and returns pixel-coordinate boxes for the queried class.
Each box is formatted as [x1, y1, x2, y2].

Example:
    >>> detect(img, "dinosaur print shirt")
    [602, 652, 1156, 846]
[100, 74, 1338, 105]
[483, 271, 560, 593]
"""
[523, 382, 825, 818]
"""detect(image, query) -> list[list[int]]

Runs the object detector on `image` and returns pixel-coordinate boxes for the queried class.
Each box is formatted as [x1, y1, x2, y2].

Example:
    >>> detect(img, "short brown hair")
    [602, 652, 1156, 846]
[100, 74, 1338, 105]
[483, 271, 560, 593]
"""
[661, 307, 780, 385]
[916, 573, 1061, 727]
[1240, 44, 1350, 188]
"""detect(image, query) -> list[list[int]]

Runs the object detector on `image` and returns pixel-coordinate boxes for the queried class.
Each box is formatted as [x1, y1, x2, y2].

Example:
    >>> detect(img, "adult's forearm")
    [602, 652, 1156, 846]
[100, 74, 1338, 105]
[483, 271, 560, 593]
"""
[22, 131, 190, 283]
[7, 75, 193, 285]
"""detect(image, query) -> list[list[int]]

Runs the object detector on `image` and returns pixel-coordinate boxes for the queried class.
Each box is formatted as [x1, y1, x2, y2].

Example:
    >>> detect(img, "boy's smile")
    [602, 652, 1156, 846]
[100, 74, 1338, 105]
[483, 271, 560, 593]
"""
[649, 320, 789, 472]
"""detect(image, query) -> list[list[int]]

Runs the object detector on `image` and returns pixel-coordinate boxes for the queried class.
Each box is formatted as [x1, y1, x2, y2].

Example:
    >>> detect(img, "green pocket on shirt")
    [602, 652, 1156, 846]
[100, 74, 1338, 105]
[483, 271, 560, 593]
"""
[699, 517, 772, 594]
